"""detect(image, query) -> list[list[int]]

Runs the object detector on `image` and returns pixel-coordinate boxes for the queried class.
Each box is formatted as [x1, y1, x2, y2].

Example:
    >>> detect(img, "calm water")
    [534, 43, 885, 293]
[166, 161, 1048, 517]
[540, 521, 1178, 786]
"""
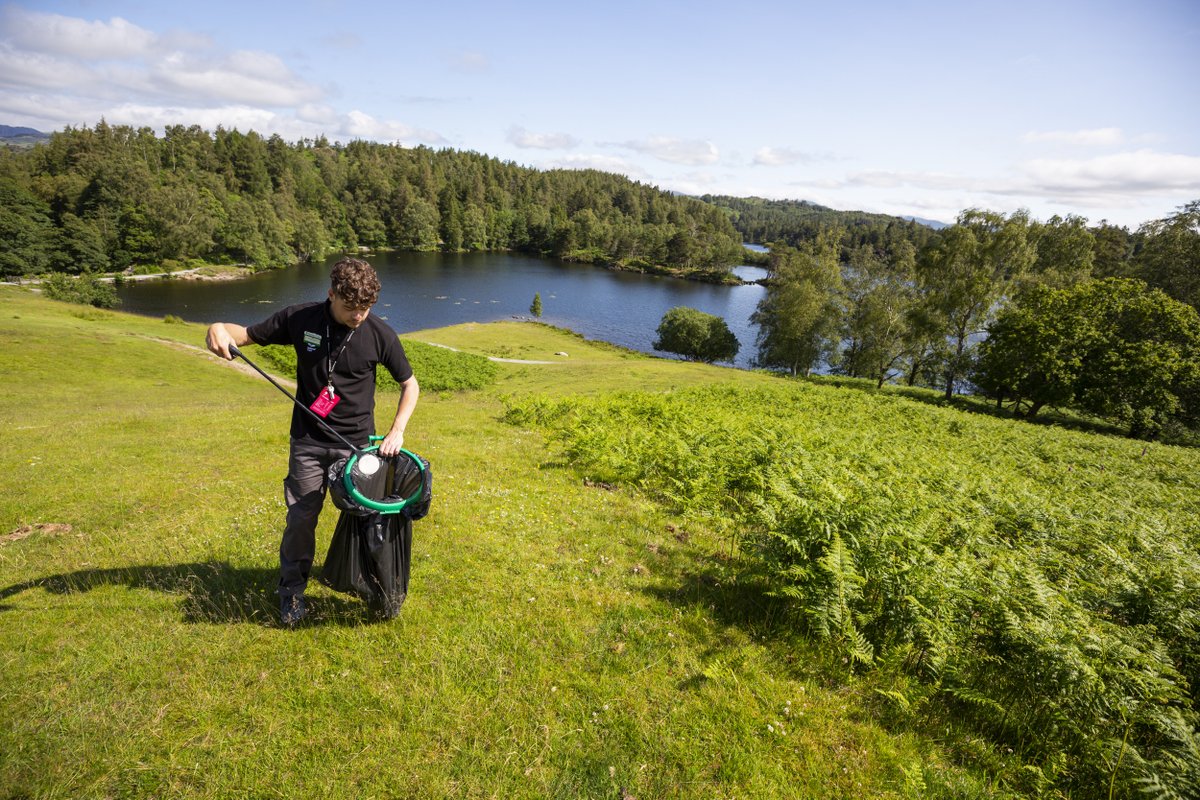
[116, 251, 769, 368]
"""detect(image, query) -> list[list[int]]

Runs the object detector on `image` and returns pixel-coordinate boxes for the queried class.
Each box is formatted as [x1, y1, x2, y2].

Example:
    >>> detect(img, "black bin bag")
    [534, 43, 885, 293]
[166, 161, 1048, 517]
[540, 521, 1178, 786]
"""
[319, 450, 432, 618]
[320, 511, 412, 618]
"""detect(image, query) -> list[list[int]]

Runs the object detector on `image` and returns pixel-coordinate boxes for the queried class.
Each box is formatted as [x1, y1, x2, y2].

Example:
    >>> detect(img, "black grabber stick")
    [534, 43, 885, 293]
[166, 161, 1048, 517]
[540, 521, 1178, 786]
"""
[228, 344, 365, 456]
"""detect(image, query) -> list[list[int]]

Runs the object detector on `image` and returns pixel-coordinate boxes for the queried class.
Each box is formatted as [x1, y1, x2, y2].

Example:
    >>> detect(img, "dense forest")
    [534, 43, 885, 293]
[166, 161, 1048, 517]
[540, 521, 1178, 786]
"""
[0, 121, 745, 280]
[748, 204, 1200, 440]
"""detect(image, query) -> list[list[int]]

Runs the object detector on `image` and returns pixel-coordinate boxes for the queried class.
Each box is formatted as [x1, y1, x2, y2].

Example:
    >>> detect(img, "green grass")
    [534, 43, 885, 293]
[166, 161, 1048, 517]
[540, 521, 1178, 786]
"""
[253, 338, 500, 393]
[6, 284, 1188, 798]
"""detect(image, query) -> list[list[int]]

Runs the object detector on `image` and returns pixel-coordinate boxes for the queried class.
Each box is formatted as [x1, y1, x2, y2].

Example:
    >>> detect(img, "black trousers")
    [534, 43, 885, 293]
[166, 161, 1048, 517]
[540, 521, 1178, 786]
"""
[279, 438, 351, 597]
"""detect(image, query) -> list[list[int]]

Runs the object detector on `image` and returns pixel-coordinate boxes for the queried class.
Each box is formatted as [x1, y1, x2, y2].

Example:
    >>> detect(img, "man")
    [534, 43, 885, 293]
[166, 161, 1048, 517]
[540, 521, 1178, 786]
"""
[206, 258, 419, 625]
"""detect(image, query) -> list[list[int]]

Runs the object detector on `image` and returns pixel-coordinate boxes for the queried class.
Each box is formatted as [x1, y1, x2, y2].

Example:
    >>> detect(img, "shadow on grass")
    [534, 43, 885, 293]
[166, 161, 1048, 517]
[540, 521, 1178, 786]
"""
[649, 565, 788, 633]
[797, 373, 1143, 440]
[0, 561, 382, 628]
[639, 546, 839, 687]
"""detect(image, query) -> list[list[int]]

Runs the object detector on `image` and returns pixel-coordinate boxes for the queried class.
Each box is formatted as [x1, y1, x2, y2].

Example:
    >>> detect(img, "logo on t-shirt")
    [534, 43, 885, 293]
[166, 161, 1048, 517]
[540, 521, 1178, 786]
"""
[303, 330, 322, 352]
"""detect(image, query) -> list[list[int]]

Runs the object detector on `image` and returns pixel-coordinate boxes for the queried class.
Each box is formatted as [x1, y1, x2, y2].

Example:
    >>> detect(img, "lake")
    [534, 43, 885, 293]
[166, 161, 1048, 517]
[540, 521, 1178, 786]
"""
[115, 251, 769, 369]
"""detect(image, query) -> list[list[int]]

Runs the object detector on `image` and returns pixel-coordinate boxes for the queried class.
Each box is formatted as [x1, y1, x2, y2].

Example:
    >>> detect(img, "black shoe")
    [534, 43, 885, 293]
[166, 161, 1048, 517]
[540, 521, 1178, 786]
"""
[280, 594, 307, 626]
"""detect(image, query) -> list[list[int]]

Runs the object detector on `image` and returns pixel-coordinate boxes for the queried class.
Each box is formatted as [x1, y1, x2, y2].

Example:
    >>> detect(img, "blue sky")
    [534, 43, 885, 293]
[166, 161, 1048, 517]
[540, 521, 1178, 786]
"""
[2, 0, 1198, 228]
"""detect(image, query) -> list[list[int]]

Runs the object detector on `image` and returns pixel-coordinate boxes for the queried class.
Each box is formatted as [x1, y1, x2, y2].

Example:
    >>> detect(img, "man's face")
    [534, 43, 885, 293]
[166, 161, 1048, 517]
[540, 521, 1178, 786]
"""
[329, 290, 373, 329]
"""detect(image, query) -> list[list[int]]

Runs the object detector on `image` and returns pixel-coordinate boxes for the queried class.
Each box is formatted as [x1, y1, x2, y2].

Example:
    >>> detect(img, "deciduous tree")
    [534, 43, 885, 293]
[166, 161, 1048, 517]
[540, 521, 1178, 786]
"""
[974, 278, 1200, 436]
[917, 209, 1035, 399]
[1133, 200, 1200, 311]
[1089, 220, 1135, 278]
[50, 212, 109, 273]
[1027, 214, 1095, 289]
[397, 197, 440, 251]
[752, 232, 844, 376]
[0, 178, 53, 276]
[973, 283, 1086, 417]
[839, 242, 919, 387]
[654, 306, 740, 363]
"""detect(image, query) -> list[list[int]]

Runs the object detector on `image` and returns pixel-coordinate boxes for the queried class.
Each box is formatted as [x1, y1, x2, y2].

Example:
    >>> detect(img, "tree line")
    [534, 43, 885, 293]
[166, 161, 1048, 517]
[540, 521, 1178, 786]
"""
[0, 121, 745, 279]
[702, 194, 942, 258]
[748, 204, 1200, 439]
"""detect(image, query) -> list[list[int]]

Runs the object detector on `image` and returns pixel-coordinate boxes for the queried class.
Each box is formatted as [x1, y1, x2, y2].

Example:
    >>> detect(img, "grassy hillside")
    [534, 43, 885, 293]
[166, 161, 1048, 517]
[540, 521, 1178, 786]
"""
[1, 286, 1196, 799]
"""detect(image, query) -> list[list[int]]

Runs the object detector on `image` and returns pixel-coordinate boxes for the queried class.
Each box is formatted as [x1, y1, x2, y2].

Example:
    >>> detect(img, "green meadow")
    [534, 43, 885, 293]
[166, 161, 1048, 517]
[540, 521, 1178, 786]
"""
[1, 285, 1196, 799]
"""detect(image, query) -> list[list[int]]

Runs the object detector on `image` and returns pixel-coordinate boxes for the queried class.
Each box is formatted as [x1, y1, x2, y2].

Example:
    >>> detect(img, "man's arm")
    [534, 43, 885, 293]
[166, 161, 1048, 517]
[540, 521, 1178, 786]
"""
[377, 374, 419, 456]
[206, 322, 252, 360]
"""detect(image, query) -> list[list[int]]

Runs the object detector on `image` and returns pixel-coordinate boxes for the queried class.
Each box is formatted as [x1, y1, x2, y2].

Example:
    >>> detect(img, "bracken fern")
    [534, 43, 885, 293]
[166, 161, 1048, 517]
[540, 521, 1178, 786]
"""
[504, 380, 1200, 798]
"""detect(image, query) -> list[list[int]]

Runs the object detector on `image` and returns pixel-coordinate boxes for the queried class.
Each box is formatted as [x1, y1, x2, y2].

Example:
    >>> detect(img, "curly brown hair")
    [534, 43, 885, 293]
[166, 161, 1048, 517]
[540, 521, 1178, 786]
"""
[329, 258, 381, 307]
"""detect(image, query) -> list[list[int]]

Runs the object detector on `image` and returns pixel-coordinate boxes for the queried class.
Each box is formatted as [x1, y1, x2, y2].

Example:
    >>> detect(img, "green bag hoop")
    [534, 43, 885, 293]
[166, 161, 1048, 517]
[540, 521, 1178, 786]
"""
[330, 438, 432, 518]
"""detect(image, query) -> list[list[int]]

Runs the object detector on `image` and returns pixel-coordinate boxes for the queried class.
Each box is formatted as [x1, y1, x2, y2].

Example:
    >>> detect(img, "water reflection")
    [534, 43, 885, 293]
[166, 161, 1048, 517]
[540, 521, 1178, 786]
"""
[116, 252, 768, 368]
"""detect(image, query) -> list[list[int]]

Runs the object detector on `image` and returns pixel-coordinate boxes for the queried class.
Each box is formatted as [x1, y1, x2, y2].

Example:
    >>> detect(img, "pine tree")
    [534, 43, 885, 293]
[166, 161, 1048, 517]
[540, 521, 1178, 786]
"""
[530, 292, 543, 318]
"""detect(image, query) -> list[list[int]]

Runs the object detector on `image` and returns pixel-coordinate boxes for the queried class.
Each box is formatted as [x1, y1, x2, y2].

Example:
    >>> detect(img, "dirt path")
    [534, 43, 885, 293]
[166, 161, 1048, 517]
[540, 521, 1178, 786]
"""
[132, 333, 297, 388]
[139, 333, 557, 383]
[424, 341, 559, 365]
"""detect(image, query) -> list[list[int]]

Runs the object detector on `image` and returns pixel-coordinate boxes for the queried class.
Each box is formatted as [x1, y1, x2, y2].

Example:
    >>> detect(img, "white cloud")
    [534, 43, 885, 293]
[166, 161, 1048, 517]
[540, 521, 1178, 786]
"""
[0, 9, 326, 110]
[107, 103, 284, 133]
[812, 151, 1200, 213]
[2, 7, 157, 59]
[297, 104, 339, 125]
[612, 136, 719, 166]
[900, 196, 965, 213]
[842, 170, 978, 191]
[158, 30, 214, 52]
[0, 84, 446, 145]
[0, 45, 89, 91]
[398, 94, 460, 105]
[753, 146, 831, 166]
[779, 149, 1200, 228]
[343, 110, 446, 143]
[542, 154, 650, 180]
[661, 171, 722, 196]
[0, 90, 100, 129]
[1019, 149, 1200, 195]
[0, 8, 453, 144]
[507, 126, 579, 150]
[153, 50, 322, 106]
[1022, 127, 1125, 147]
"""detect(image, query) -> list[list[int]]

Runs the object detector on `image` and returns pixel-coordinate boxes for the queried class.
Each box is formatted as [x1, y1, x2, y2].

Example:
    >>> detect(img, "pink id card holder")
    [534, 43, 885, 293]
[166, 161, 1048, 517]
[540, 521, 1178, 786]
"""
[309, 387, 340, 418]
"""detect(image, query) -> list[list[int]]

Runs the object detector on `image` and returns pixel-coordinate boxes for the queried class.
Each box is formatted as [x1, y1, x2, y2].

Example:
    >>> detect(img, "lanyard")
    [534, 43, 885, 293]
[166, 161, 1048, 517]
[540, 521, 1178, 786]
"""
[325, 320, 355, 393]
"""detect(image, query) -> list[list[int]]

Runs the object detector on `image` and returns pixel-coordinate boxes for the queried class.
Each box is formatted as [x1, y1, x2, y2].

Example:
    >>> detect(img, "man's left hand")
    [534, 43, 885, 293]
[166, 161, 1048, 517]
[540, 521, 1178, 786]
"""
[377, 429, 405, 457]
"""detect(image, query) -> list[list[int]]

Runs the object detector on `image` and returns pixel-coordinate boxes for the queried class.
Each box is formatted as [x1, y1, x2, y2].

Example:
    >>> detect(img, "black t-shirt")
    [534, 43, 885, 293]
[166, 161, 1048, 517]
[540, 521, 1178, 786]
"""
[246, 300, 413, 447]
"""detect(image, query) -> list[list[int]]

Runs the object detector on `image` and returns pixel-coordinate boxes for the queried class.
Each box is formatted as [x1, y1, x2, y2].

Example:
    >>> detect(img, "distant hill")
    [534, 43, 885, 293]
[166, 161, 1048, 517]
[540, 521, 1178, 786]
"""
[901, 214, 950, 230]
[0, 125, 51, 149]
[701, 194, 942, 254]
